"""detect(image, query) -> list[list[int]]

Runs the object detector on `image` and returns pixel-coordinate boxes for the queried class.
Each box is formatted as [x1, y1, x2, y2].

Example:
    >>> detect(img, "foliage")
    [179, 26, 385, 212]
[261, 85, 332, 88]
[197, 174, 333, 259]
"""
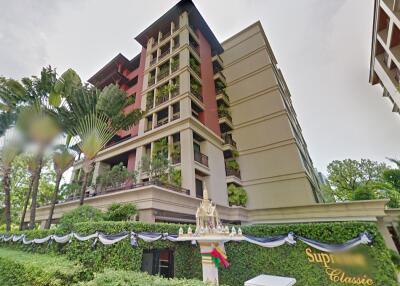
[353, 186, 376, 200]
[325, 159, 388, 201]
[226, 159, 239, 171]
[78, 269, 208, 286]
[105, 203, 137, 221]
[57, 205, 104, 232]
[383, 169, 400, 191]
[96, 163, 137, 189]
[170, 169, 182, 187]
[227, 184, 247, 206]
[0, 248, 86, 286]
[389, 249, 400, 271]
[0, 221, 397, 286]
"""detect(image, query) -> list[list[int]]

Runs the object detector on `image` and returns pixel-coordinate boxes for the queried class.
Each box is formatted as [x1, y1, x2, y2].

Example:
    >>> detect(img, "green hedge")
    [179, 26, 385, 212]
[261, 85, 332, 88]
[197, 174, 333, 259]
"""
[0, 248, 87, 286]
[1, 221, 397, 286]
[78, 269, 210, 286]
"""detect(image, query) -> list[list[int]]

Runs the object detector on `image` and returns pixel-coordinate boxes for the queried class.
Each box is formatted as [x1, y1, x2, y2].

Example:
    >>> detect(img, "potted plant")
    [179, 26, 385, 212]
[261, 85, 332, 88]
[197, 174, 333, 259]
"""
[227, 184, 248, 206]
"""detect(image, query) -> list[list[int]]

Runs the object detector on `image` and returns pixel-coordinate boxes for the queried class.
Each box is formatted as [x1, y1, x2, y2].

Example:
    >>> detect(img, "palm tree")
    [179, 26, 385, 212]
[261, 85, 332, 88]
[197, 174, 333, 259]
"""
[72, 113, 116, 205]
[387, 157, 400, 169]
[44, 146, 75, 228]
[17, 103, 60, 229]
[0, 132, 22, 231]
[18, 155, 38, 230]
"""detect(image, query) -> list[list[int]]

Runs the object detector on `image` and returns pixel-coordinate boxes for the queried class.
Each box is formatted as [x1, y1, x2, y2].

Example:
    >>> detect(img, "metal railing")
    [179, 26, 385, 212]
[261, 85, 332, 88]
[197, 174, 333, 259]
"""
[155, 118, 169, 128]
[171, 87, 180, 97]
[155, 93, 169, 106]
[150, 58, 157, 66]
[159, 49, 170, 60]
[225, 167, 241, 179]
[218, 110, 232, 122]
[191, 89, 203, 102]
[222, 134, 237, 148]
[172, 112, 180, 121]
[157, 69, 169, 81]
[194, 150, 209, 167]
[59, 180, 190, 204]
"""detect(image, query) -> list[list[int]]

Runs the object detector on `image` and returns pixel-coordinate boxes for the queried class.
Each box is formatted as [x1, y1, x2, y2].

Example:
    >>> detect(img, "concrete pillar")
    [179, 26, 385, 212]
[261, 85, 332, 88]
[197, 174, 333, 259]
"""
[180, 96, 192, 120]
[377, 217, 398, 252]
[179, 11, 189, 29]
[202, 141, 228, 206]
[180, 129, 196, 196]
[135, 146, 144, 179]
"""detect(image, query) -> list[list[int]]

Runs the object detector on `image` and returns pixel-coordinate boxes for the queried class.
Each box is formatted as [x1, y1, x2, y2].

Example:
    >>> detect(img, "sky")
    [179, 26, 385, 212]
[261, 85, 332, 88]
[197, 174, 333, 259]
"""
[0, 0, 399, 174]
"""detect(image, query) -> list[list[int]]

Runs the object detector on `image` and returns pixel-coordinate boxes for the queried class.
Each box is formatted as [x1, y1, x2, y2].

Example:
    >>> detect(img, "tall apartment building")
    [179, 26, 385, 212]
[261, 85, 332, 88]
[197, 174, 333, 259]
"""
[44, 0, 322, 224]
[369, 0, 400, 114]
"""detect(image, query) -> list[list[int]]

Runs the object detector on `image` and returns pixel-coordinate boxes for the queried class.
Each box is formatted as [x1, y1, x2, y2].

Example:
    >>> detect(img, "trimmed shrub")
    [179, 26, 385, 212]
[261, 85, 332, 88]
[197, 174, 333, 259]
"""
[105, 203, 137, 221]
[78, 269, 209, 286]
[0, 221, 397, 286]
[0, 247, 87, 285]
[58, 205, 104, 232]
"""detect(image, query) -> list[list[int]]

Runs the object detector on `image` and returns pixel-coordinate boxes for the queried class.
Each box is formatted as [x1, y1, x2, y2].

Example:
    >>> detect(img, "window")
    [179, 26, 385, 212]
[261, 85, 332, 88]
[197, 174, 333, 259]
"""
[196, 179, 203, 198]
[141, 249, 174, 278]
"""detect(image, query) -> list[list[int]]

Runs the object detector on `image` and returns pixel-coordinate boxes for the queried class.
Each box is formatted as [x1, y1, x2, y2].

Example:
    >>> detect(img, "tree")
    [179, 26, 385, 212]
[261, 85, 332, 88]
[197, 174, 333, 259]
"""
[0, 132, 22, 231]
[45, 146, 75, 229]
[105, 203, 137, 221]
[227, 184, 248, 207]
[19, 154, 38, 230]
[325, 159, 388, 201]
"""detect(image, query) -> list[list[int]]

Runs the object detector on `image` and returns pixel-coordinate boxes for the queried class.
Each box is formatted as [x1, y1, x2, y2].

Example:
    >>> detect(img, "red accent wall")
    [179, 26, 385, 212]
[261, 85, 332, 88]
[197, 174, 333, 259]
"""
[117, 48, 147, 138]
[127, 151, 136, 172]
[197, 30, 221, 137]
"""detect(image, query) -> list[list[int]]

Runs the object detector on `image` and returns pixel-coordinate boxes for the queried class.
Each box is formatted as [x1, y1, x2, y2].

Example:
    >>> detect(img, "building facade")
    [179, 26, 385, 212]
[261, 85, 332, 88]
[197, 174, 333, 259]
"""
[68, 0, 321, 214]
[28, 0, 400, 253]
[369, 0, 400, 114]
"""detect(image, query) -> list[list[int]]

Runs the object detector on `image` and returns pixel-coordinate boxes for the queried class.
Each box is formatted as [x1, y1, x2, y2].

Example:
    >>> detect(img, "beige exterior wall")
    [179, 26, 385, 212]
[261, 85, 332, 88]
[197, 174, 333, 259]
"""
[369, 0, 400, 114]
[221, 22, 321, 209]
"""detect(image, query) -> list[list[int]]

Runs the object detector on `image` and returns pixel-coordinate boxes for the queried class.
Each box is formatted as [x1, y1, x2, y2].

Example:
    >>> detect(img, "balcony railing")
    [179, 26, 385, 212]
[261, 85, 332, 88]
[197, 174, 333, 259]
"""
[191, 89, 203, 102]
[194, 150, 208, 167]
[59, 180, 190, 204]
[150, 58, 157, 66]
[225, 167, 241, 179]
[160, 31, 171, 41]
[157, 69, 169, 81]
[190, 42, 200, 56]
[155, 118, 169, 128]
[156, 93, 169, 106]
[148, 76, 156, 87]
[159, 49, 170, 60]
[172, 43, 180, 51]
[172, 112, 180, 121]
[218, 110, 232, 123]
[222, 134, 237, 148]
[145, 125, 152, 132]
[171, 155, 181, 164]
[171, 86, 180, 97]
[171, 62, 179, 73]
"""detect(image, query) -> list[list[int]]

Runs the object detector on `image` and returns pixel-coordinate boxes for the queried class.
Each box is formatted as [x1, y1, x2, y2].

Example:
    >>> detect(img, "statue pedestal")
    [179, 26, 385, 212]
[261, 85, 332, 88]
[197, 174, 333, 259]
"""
[199, 241, 219, 285]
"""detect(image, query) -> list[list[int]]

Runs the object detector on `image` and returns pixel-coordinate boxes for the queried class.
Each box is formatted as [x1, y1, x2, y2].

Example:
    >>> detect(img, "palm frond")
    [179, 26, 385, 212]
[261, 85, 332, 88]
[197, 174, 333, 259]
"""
[73, 113, 116, 160]
[0, 131, 23, 168]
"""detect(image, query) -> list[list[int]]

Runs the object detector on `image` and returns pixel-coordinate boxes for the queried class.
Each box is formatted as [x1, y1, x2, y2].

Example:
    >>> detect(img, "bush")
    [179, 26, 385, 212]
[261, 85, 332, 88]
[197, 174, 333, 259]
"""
[227, 184, 247, 206]
[353, 187, 376, 200]
[57, 205, 104, 232]
[105, 203, 137, 221]
[1, 221, 397, 286]
[78, 269, 208, 286]
[0, 247, 87, 285]
[96, 163, 136, 189]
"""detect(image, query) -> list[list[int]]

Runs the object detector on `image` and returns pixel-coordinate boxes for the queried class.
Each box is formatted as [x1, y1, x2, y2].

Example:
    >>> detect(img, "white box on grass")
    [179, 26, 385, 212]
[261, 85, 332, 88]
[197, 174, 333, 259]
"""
[244, 274, 296, 286]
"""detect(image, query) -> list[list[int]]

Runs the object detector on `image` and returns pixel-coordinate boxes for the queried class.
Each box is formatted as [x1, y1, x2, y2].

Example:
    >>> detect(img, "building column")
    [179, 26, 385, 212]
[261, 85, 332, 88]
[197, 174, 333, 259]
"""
[135, 146, 144, 180]
[180, 129, 196, 196]
[202, 141, 228, 206]
[127, 151, 136, 172]
[91, 161, 109, 186]
[377, 217, 398, 252]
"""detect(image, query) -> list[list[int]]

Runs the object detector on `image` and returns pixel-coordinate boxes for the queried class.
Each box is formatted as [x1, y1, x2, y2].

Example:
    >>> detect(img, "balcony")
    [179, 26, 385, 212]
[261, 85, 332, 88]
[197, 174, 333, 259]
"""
[172, 42, 180, 52]
[156, 93, 169, 106]
[159, 49, 170, 60]
[222, 134, 237, 148]
[146, 98, 154, 110]
[194, 150, 208, 167]
[148, 76, 155, 87]
[157, 69, 169, 81]
[155, 117, 169, 128]
[218, 109, 233, 123]
[150, 58, 157, 66]
[225, 167, 241, 179]
[172, 112, 180, 121]
[171, 86, 180, 98]
[190, 42, 200, 56]
[160, 31, 171, 42]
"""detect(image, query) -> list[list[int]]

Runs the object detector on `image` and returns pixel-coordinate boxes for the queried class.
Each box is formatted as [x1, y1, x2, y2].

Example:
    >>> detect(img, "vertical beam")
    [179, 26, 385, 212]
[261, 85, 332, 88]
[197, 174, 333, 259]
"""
[180, 129, 196, 196]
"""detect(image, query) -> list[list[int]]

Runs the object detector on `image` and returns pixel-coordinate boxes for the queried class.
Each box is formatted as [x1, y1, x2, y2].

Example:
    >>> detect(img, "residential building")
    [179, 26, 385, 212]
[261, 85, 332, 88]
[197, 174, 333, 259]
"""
[27, 0, 400, 253]
[369, 0, 400, 114]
